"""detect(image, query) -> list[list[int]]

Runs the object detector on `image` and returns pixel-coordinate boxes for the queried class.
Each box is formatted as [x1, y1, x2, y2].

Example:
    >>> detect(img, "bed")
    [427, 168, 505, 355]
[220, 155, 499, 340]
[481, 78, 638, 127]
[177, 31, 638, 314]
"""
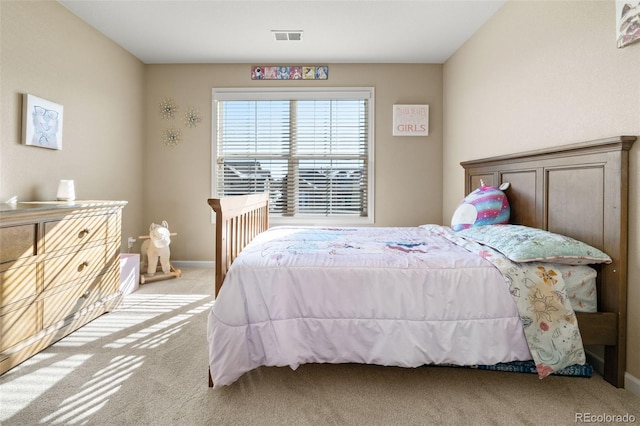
[206, 135, 635, 388]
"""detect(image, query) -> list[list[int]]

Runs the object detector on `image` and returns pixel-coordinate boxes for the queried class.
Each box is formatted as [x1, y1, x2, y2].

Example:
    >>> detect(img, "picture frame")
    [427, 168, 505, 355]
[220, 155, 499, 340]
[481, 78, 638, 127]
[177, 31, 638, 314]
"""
[616, 1, 640, 48]
[392, 104, 429, 137]
[22, 94, 64, 150]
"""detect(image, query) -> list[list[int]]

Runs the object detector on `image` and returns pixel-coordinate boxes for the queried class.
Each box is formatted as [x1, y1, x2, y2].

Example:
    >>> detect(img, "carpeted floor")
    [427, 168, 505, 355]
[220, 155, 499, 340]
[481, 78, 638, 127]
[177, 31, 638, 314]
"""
[1, 268, 638, 426]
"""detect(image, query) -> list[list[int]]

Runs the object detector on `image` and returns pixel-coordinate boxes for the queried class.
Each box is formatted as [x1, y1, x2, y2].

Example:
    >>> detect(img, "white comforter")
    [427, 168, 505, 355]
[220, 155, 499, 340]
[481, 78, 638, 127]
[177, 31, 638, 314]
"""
[207, 226, 535, 387]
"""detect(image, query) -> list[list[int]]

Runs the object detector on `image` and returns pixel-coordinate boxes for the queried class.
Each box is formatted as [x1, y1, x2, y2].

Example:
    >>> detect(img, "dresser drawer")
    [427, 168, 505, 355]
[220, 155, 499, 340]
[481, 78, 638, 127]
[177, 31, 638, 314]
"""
[42, 276, 109, 328]
[0, 263, 38, 308]
[0, 224, 36, 264]
[0, 303, 39, 353]
[44, 215, 108, 252]
[43, 245, 107, 291]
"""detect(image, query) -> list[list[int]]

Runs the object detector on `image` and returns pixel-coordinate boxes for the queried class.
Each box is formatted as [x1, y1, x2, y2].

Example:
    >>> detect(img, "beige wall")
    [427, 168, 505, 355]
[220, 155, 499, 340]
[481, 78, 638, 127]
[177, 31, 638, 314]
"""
[144, 64, 443, 261]
[0, 1, 145, 247]
[443, 0, 640, 380]
[2, 3, 444, 270]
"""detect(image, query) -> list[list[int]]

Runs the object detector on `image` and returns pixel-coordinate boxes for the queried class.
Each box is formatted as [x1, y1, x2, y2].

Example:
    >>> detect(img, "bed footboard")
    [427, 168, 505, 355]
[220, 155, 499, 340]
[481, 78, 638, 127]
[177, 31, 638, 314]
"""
[208, 193, 269, 297]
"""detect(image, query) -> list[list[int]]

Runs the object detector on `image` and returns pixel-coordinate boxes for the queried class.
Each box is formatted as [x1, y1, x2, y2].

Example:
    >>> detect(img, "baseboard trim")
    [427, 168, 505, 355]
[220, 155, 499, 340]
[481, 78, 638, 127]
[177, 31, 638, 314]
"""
[172, 260, 215, 269]
[585, 349, 640, 395]
[626, 372, 640, 397]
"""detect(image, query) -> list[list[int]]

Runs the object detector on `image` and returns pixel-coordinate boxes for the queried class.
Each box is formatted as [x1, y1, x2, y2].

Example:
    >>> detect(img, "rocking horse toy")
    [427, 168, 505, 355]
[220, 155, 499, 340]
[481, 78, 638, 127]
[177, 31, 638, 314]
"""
[139, 221, 182, 284]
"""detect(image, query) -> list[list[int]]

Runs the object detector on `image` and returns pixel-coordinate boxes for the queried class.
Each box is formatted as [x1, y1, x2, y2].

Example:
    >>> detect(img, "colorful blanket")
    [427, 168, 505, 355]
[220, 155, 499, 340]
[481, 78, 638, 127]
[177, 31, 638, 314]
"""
[424, 225, 586, 378]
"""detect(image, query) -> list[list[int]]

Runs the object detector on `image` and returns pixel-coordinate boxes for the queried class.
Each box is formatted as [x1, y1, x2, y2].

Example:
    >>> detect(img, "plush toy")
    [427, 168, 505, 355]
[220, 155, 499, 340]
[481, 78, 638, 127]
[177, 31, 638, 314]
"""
[141, 221, 172, 275]
[451, 181, 510, 232]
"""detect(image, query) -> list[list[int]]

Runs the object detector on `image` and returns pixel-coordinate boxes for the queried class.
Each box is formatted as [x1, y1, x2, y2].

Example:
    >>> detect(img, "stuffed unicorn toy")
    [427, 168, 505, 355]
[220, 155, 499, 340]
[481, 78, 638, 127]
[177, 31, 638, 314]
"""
[141, 221, 172, 275]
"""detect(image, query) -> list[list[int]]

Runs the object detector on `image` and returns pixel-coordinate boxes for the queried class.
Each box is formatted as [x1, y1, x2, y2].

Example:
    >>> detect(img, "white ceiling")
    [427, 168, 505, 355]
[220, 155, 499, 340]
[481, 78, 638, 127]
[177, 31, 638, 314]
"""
[58, 0, 506, 64]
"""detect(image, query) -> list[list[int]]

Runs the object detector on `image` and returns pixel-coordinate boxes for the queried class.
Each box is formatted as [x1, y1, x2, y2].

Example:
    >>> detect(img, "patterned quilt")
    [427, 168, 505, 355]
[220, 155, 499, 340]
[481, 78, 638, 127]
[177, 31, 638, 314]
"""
[424, 225, 586, 378]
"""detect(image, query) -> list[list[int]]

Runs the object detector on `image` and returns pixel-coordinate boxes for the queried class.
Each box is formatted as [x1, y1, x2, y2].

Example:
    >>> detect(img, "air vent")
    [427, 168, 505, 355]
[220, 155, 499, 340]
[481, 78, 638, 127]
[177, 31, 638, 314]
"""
[272, 30, 303, 41]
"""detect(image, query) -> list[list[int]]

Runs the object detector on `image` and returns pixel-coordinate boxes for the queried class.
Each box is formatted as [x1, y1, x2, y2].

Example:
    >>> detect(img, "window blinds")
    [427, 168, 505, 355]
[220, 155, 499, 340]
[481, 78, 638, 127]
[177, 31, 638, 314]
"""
[213, 88, 373, 220]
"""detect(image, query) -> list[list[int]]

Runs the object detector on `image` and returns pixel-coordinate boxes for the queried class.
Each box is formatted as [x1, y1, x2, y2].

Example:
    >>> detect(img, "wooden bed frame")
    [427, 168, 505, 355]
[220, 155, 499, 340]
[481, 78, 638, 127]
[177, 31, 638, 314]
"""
[208, 193, 270, 298]
[207, 135, 636, 388]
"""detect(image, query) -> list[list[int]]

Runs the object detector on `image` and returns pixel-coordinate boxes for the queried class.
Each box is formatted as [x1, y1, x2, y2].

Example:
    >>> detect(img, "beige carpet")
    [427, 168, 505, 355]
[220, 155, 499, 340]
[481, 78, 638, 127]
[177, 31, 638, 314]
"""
[1, 268, 638, 426]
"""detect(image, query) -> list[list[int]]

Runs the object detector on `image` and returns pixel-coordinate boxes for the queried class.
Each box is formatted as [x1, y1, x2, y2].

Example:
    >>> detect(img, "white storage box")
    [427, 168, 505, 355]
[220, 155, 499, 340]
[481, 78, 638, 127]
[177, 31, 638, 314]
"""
[119, 253, 140, 295]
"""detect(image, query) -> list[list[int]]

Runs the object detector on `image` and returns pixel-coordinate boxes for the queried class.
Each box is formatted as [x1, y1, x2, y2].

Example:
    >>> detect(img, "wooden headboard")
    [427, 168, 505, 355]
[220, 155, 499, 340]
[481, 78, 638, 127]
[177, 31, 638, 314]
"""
[461, 135, 636, 387]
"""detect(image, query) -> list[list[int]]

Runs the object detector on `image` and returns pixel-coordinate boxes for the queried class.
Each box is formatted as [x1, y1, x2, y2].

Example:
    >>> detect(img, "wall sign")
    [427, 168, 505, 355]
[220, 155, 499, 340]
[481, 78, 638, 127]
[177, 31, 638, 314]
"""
[392, 104, 429, 137]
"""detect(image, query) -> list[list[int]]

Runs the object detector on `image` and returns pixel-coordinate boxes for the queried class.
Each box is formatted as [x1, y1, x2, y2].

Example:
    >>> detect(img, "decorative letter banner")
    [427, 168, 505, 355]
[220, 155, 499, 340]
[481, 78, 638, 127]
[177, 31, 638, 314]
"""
[251, 66, 328, 80]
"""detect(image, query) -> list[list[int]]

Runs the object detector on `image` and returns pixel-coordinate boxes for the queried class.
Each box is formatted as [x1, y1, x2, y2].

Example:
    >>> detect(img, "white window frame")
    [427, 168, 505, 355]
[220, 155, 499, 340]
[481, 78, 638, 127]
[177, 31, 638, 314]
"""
[212, 87, 375, 226]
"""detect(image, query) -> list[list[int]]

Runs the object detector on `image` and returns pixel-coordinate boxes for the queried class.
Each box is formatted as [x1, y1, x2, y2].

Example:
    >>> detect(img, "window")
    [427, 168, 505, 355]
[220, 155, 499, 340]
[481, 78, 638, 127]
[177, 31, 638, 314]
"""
[212, 88, 374, 225]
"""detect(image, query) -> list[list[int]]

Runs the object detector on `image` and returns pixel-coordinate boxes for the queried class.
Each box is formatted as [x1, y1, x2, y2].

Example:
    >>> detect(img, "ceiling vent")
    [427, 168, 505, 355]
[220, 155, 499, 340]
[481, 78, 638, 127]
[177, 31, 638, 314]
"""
[272, 30, 303, 41]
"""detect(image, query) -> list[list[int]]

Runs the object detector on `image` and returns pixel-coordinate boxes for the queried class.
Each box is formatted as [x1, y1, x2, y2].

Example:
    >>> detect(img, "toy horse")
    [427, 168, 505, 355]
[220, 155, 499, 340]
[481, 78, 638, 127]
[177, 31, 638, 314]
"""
[139, 221, 182, 284]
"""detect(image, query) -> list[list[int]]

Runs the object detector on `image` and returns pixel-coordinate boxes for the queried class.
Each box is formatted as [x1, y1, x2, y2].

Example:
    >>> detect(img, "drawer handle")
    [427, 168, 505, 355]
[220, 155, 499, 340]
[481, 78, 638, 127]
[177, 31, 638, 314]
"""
[78, 261, 90, 271]
[79, 227, 92, 238]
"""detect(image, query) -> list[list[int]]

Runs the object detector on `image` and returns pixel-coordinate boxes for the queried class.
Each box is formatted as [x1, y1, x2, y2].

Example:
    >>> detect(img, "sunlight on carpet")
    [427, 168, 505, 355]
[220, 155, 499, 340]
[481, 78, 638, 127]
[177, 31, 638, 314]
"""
[0, 355, 92, 421]
[41, 355, 145, 425]
[0, 291, 213, 424]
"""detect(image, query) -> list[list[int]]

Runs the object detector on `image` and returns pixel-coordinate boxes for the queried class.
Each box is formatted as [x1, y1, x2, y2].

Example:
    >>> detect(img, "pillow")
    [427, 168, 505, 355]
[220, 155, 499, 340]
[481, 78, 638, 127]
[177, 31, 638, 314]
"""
[554, 264, 598, 313]
[457, 224, 612, 265]
[451, 182, 510, 232]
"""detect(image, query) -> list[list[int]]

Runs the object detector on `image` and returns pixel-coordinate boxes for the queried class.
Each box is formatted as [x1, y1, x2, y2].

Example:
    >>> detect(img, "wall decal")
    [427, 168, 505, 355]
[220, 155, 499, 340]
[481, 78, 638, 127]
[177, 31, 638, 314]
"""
[159, 98, 178, 119]
[162, 127, 182, 147]
[183, 107, 202, 128]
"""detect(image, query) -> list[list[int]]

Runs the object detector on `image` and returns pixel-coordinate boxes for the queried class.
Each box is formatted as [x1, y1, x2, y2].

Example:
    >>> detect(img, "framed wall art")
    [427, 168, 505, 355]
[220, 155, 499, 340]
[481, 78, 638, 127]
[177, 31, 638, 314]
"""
[22, 94, 64, 150]
[616, 1, 640, 48]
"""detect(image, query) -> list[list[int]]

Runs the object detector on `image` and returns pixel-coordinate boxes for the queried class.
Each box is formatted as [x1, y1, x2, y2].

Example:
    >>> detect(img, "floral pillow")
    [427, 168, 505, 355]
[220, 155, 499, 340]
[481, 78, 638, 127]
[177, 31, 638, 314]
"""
[457, 224, 612, 265]
[450, 183, 510, 232]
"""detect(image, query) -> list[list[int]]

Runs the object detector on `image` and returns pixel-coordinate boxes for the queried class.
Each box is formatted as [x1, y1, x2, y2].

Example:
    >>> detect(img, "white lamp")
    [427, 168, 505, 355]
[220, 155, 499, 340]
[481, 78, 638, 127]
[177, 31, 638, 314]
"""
[56, 180, 75, 201]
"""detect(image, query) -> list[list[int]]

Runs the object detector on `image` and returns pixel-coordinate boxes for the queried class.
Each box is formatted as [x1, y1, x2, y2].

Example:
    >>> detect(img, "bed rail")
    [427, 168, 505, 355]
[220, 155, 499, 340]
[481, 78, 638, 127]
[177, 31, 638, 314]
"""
[208, 193, 270, 297]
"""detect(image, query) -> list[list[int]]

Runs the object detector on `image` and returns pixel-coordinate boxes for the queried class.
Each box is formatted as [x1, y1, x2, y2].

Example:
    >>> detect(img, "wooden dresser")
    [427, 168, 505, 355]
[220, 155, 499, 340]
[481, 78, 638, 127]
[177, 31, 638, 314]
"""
[0, 200, 127, 375]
